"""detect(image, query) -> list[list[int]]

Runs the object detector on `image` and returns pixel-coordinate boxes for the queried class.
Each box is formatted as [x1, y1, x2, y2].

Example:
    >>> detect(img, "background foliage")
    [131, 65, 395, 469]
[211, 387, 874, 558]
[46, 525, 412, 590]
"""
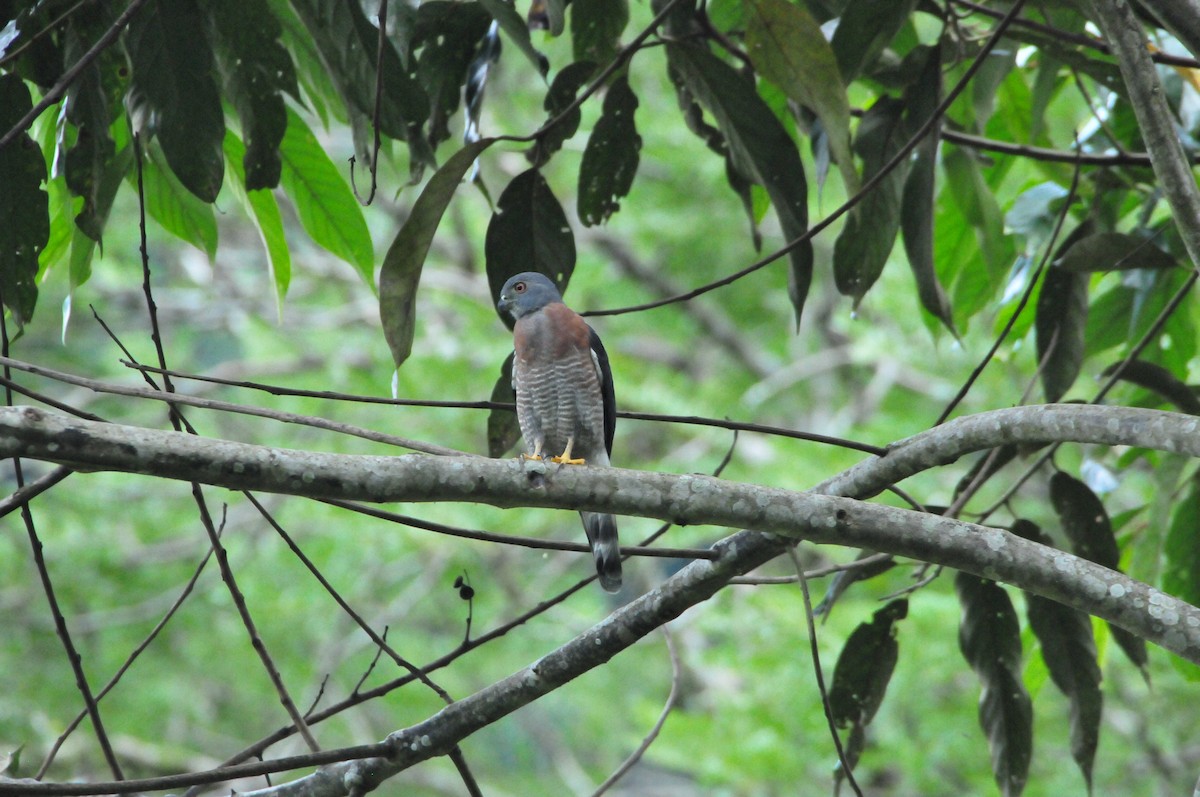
[3, 0, 1200, 794]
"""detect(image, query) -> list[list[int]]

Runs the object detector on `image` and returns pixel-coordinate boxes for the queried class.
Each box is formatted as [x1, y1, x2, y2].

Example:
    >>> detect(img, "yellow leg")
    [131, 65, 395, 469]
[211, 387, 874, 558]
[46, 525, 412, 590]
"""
[551, 436, 586, 465]
[521, 440, 544, 462]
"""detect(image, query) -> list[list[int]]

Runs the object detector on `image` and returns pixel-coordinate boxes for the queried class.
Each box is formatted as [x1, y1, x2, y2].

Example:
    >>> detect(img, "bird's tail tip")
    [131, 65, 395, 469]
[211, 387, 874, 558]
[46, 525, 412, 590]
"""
[582, 511, 622, 592]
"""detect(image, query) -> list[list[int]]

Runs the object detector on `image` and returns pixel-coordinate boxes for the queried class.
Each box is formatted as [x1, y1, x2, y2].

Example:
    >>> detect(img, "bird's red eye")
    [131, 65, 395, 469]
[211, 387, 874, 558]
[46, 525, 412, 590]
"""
[514, 281, 526, 293]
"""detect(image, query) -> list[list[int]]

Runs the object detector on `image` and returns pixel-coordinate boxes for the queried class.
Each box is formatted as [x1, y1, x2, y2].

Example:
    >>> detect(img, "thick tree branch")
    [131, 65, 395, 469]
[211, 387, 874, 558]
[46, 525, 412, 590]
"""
[1089, 0, 1200, 266]
[5, 402, 1200, 796]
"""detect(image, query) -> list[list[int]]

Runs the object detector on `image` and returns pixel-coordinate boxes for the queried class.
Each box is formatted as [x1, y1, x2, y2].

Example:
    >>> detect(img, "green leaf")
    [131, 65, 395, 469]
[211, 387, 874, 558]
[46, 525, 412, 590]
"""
[125, 0, 225, 202]
[1164, 474, 1200, 609]
[488, 352, 521, 457]
[744, 0, 857, 193]
[943, 146, 1011, 286]
[1101, 359, 1200, 414]
[224, 132, 291, 311]
[278, 108, 374, 285]
[208, 0, 297, 190]
[139, 143, 219, 260]
[413, 2, 493, 150]
[829, 0, 918, 83]
[956, 572, 1033, 797]
[1035, 266, 1087, 402]
[477, 0, 550, 77]
[0, 75, 48, 324]
[1055, 232, 1177, 272]
[529, 60, 596, 167]
[578, 75, 640, 226]
[290, 0, 432, 169]
[830, 599, 907, 729]
[571, 0, 629, 67]
[666, 41, 811, 326]
[484, 168, 576, 325]
[833, 97, 906, 305]
[1013, 521, 1102, 792]
[380, 138, 496, 367]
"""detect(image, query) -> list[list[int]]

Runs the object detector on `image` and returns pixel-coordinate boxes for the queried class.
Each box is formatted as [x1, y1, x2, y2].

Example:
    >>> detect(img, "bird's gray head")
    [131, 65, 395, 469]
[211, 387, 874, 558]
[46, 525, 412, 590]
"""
[496, 272, 564, 321]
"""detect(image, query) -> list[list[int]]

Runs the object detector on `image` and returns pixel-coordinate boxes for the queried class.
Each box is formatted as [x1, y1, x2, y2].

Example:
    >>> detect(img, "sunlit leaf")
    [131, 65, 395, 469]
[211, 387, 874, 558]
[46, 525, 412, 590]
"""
[380, 138, 496, 367]
[0, 75, 48, 323]
[1035, 266, 1087, 402]
[225, 132, 291, 311]
[278, 108, 374, 285]
[578, 75, 640, 226]
[744, 0, 857, 193]
[956, 572, 1032, 797]
[125, 0, 225, 202]
[139, 143, 218, 260]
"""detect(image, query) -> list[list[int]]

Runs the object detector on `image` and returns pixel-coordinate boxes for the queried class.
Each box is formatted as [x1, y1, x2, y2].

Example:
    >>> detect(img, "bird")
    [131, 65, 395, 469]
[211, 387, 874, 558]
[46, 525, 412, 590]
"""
[496, 271, 622, 592]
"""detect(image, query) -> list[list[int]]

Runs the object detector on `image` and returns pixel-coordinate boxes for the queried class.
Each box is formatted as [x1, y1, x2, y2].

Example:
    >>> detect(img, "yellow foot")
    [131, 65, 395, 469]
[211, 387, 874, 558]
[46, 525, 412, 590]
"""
[520, 453, 544, 462]
[551, 455, 586, 465]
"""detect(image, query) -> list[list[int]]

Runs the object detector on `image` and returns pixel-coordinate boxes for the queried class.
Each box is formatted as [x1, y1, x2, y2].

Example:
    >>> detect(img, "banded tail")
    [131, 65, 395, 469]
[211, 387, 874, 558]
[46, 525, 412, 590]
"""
[580, 511, 622, 592]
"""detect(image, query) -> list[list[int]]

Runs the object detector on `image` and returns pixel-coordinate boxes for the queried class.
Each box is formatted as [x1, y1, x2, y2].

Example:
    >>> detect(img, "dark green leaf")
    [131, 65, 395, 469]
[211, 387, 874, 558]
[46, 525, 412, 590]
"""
[833, 97, 906, 305]
[744, 0, 857, 193]
[900, 45, 953, 331]
[1164, 474, 1200, 608]
[830, 599, 907, 728]
[829, 0, 918, 83]
[278, 108, 374, 285]
[578, 75, 640, 226]
[1012, 521, 1102, 791]
[477, 0, 550, 77]
[224, 132, 291, 308]
[943, 146, 1011, 285]
[125, 0, 225, 202]
[0, 75, 48, 324]
[488, 352, 521, 457]
[140, 143, 219, 259]
[380, 138, 496, 367]
[290, 0, 432, 169]
[413, 2, 492, 150]
[529, 60, 596, 167]
[1101, 359, 1200, 414]
[485, 168, 576, 325]
[1035, 266, 1088, 402]
[571, 0, 629, 67]
[1056, 232, 1177, 273]
[956, 572, 1032, 797]
[666, 41, 811, 326]
[208, 0, 297, 190]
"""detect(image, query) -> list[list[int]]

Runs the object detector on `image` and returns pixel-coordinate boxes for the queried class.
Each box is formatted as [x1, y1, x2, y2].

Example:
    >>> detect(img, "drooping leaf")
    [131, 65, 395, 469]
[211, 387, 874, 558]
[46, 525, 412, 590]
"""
[578, 75, 640, 226]
[413, 2, 492, 150]
[68, 138, 133, 289]
[571, 0, 629, 67]
[814, 551, 896, 618]
[485, 168, 576, 325]
[956, 572, 1033, 797]
[1100, 359, 1200, 414]
[278, 108, 374, 285]
[666, 41, 811, 326]
[224, 132, 291, 310]
[488, 352, 521, 457]
[900, 44, 954, 332]
[139, 143, 219, 260]
[1035, 266, 1088, 402]
[477, 0, 550, 77]
[943, 146, 1011, 288]
[833, 97, 906, 305]
[829, 0, 919, 83]
[829, 599, 907, 729]
[0, 75, 48, 323]
[290, 0, 433, 170]
[1055, 232, 1177, 273]
[529, 60, 596, 167]
[380, 138, 496, 367]
[208, 0, 297, 190]
[125, 0, 225, 202]
[1013, 520, 1102, 792]
[1164, 476, 1200, 681]
[744, 0, 857, 193]
[1049, 470, 1148, 675]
